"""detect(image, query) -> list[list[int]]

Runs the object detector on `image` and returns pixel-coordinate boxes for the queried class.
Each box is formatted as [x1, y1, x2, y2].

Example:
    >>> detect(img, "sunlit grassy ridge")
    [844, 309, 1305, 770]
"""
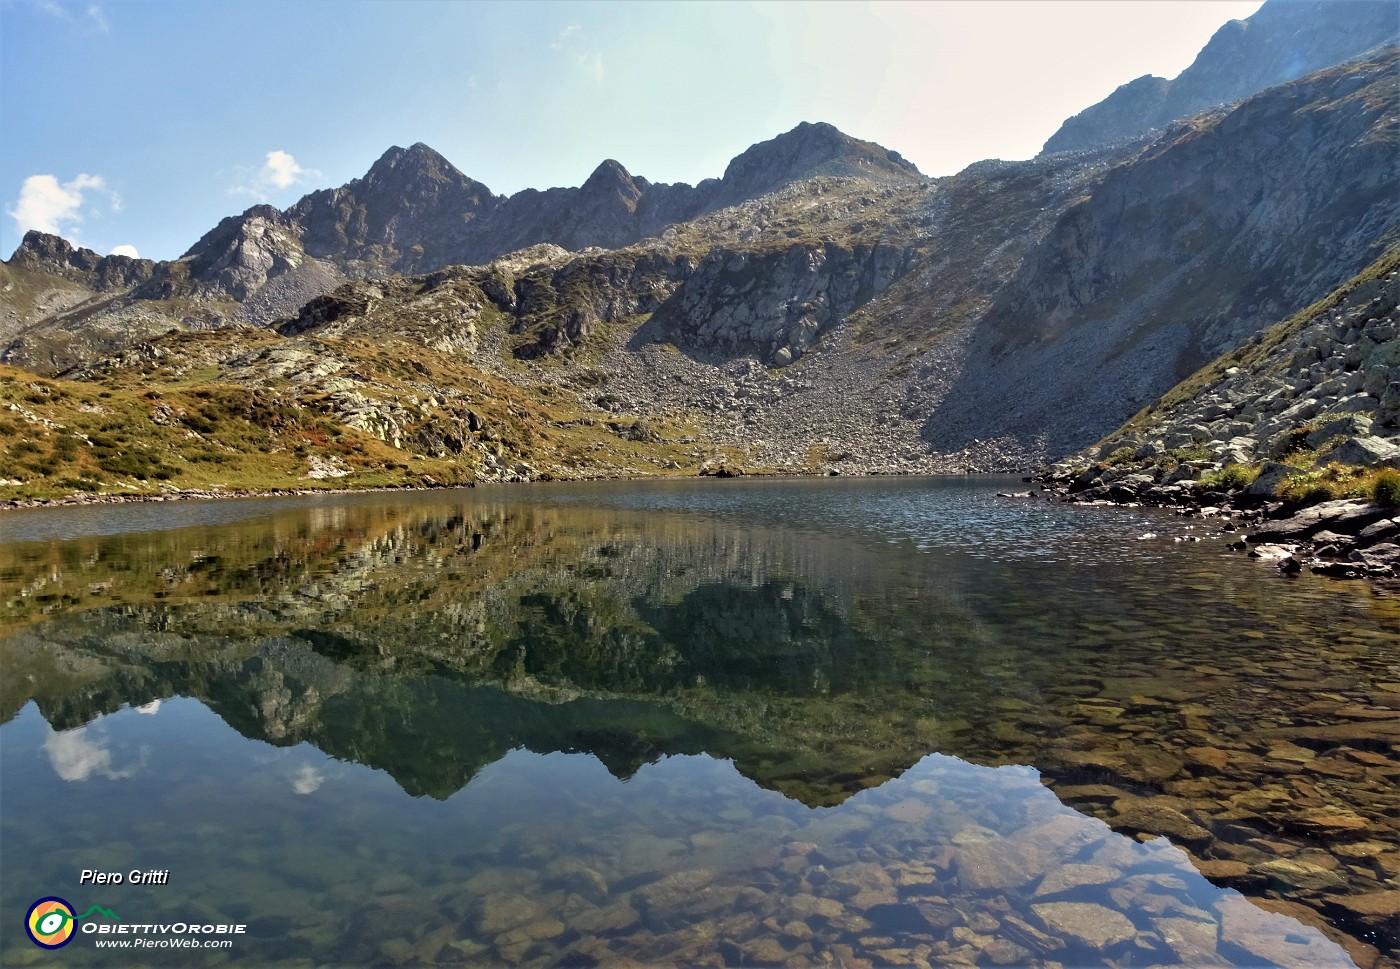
[0, 326, 728, 502]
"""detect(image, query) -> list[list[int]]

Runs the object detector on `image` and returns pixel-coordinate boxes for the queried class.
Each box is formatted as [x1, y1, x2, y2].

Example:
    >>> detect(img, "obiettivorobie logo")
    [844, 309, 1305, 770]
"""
[24, 896, 246, 951]
[25, 897, 119, 949]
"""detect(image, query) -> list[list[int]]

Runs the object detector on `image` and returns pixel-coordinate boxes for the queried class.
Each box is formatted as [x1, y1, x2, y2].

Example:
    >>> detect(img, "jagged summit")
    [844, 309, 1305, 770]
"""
[364, 142, 469, 185]
[107, 122, 923, 297]
[1042, 0, 1399, 155]
[580, 158, 644, 205]
[9, 230, 155, 291]
[15, 121, 919, 305]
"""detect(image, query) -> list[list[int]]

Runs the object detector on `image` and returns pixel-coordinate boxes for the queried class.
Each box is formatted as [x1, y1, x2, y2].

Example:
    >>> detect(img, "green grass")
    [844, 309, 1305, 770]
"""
[0, 322, 720, 502]
[1371, 469, 1400, 507]
[1199, 464, 1259, 490]
[1277, 462, 1400, 507]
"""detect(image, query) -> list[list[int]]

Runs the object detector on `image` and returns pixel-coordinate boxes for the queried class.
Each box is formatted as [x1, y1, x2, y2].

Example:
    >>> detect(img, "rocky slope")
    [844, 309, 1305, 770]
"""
[1042, 0, 1398, 155]
[1041, 250, 1400, 579]
[926, 48, 1400, 459]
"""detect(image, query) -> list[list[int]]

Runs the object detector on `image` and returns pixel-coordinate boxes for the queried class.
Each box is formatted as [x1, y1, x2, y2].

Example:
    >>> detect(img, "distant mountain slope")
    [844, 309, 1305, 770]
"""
[1042, 0, 1398, 155]
[926, 48, 1400, 458]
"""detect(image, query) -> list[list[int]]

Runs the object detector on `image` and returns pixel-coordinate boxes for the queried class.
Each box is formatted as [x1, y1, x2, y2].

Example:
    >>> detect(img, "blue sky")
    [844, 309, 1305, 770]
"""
[1, 0, 1264, 262]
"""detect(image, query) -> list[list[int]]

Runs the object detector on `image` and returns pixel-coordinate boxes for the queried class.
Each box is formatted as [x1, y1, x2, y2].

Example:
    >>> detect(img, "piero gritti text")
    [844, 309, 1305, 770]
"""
[81, 869, 171, 886]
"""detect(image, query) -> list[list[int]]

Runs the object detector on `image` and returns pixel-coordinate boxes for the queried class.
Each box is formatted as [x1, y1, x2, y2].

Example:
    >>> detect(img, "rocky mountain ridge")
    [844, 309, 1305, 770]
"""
[172, 121, 926, 307]
[927, 48, 1400, 458]
[1042, 0, 1398, 155]
[0, 121, 929, 364]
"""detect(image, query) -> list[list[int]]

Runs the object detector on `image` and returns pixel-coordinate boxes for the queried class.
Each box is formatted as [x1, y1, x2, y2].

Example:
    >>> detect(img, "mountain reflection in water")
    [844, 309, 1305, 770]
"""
[1, 477, 1396, 966]
[2, 700, 1355, 968]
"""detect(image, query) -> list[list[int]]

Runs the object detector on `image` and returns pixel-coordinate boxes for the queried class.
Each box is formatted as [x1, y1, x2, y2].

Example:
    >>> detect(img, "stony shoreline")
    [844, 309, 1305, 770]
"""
[0, 466, 950, 513]
[1032, 469, 1400, 584]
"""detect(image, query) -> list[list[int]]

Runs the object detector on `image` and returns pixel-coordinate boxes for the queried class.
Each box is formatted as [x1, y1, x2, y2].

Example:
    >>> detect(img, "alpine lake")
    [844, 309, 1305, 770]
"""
[1, 476, 1397, 969]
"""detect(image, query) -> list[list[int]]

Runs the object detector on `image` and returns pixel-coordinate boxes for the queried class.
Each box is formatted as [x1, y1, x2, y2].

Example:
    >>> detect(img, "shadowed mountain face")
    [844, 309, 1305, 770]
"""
[1041, 0, 1400, 155]
[924, 49, 1400, 457]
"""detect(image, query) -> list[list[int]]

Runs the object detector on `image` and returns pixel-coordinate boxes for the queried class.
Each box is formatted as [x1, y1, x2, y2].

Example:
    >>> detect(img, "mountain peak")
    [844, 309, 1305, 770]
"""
[587, 158, 631, 180]
[13, 229, 76, 264]
[712, 121, 922, 209]
[581, 159, 643, 203]
[366, 142, 460, 184]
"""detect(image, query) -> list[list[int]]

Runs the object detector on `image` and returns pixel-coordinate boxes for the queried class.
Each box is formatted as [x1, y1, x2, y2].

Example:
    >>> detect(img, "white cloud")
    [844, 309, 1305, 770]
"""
[34, 0, 75, 22]
[262, 149, 309, 189]
[7, 172, 115, 239]
[550, 23, 603, 83]
[292, 764, 325, 795]
[43, 727, 138, 781]
[551, 24, 581, 50]
[34, 0, 112, 32]
[133, 697, 159, 713]
[230, 150, 320, 200]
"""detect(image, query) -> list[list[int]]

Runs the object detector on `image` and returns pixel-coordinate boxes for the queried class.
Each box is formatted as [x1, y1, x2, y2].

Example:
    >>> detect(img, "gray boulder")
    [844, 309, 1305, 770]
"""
[1242, 461, 1299, 498]
[1322, 436, 1400, 469]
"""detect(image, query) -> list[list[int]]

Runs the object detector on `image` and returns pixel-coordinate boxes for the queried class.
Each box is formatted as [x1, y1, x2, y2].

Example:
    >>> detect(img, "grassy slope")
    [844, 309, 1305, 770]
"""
[0, 325, 730, 502]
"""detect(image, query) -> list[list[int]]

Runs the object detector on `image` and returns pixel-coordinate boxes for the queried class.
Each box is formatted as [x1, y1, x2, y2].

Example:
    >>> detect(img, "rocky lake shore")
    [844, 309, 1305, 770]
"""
[1031, 257, 1400, 584]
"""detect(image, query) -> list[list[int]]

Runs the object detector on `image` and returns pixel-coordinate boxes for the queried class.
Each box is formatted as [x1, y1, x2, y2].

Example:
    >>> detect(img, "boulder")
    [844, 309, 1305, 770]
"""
[1354, 516, 1400, 546]
[1249, 499, 1390, 542]
[1031, 902, 1135, 949]
[1348, 542, 1400, 570]
[1306, 414, 1372, 449]
[1242, 461, 1299, 498]
[1323, 435, 1400, 469]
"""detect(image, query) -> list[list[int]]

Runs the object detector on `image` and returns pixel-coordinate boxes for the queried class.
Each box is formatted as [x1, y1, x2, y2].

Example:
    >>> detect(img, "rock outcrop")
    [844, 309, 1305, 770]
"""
[176, 205, 315, 301]
[654, 241, 915, 365]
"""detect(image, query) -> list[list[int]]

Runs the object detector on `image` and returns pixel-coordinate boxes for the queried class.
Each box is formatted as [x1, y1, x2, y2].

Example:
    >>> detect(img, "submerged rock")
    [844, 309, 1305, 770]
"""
[1030, 901, 1135, 949]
